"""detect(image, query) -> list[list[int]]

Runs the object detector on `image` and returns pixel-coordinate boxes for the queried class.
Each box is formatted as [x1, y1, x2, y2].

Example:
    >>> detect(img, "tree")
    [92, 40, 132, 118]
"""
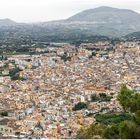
[99, 93, 107, 98]
[0, 111, 8, 116]
[77, 124, 105, 139]
[91, 94, 99, 102]
[117, 85, 133, 111]
[104, 121, 138, 139]
[91, 93, 112, 102]
[129, 94, 140, 113]
[77, 85, 140, 139]
[135, 110, 140, 124]
[103, 125, 120, 139]
[99, 93, 112, 102]
[95, 113, 132, 125]
[134, 126, 140, 139]
[119, 121, 136, 139]
[72, 102, 87, 111]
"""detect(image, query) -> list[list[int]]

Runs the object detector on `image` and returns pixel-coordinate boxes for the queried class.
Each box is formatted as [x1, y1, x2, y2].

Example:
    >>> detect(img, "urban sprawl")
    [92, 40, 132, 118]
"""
[0, 40, 140, 138]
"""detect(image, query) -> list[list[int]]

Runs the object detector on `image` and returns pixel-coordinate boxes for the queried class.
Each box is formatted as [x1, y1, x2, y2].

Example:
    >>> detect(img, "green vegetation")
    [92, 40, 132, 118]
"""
[77, 85, 140, 139]
[0, 64, 23, 79]
[117, 85, 134, 111]
[95, 113, 132, 125]
[103, 124, 120, 139]
[60, 53, 71, 62]
[118, 85, 140, 112]
[0, 111, 8, 117]
[91, 93, 112, 102]
[91, 94, 99, 102]
[99, 93, 112, 102]
[77, 124, 105, 139]
[0, 55, 7, 60]
[11, 75, 26, 81]
[9, 67, 20, 80]
[9, 67, 20, 77]
[6, 67, 25, 81]
[125, 31, 140, 40]
[73, 102, 87, 111]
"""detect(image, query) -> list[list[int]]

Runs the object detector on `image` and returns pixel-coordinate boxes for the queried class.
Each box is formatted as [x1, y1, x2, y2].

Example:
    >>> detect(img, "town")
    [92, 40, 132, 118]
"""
[0, 40, 140, 138]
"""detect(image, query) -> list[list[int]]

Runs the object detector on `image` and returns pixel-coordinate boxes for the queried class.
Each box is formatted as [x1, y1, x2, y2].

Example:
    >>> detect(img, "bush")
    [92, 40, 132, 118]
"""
[95, 113, 132, 125]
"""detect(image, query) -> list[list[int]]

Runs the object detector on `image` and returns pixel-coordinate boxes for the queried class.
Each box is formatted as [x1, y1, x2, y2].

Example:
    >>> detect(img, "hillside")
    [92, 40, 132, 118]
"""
[0, 6, 140, 43]
[0, 18, 17, 26]
[67, 6, 140, 23]
[125, 31, 140, 39]
[39, 6, 140, 37]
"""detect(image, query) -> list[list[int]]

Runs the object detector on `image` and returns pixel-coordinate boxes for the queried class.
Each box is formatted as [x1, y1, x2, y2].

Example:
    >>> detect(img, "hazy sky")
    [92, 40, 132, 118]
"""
[0, 0, 140, 23]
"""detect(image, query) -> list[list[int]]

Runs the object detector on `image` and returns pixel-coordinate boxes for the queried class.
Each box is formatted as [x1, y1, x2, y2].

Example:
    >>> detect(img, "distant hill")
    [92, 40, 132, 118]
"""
[1, 6, 140, 43]
[67, 6, 140, 23]
[0, 18, 17, 26]
[40, 6, 140, 37]
[125, 31, 140, 40]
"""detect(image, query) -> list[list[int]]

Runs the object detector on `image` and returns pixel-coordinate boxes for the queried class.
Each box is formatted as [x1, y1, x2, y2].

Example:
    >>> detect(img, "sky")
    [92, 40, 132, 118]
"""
[0, 0, 140, 23]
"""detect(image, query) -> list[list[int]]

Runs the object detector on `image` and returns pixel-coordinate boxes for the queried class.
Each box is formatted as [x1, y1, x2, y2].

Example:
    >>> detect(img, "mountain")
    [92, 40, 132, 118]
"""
[0, 6, 140, 44]
[0, 18, 17, 26]
[125, 31, 140, 40]
[67, 6, 140, 23]
[40, 6, 140, 38]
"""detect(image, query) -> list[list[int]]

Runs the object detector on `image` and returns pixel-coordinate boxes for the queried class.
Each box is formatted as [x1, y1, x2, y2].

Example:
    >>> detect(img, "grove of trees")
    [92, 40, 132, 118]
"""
[77, 85, 140, 139]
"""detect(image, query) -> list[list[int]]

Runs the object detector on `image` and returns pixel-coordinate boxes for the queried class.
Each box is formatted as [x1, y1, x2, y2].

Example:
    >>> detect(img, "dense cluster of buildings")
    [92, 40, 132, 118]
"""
[0, 40, 140, 138]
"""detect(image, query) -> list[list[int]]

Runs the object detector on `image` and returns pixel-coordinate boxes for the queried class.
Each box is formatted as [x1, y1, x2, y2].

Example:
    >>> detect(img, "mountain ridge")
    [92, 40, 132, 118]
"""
[66, 6, 140, 23]
[39, 6, 140, 37]
[0, 6, 140, 39]
[0, 18, 17, 26]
